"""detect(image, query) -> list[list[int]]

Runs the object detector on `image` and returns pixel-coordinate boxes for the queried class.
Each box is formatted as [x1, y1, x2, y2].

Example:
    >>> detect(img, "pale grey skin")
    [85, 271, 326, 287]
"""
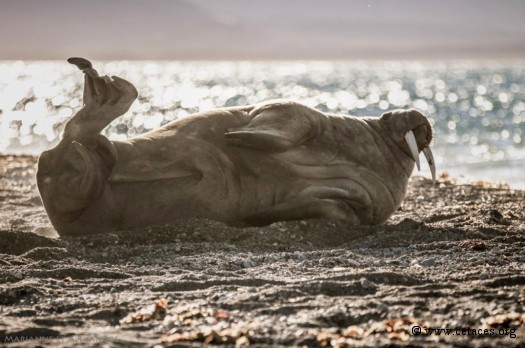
[37, 59, 433, 236]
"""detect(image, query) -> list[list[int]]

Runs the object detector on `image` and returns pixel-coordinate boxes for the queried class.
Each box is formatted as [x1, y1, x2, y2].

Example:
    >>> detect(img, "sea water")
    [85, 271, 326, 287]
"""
[1, 60, 524, 188]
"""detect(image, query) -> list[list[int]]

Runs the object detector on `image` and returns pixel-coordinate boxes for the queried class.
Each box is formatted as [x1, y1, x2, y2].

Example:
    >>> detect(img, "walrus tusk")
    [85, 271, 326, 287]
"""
[423, 147, 436, 184]
[404, 130, 420, 170]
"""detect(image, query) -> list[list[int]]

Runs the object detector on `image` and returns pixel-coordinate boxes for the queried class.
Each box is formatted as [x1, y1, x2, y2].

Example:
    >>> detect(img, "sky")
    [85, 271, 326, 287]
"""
[0, 0, 524, 60]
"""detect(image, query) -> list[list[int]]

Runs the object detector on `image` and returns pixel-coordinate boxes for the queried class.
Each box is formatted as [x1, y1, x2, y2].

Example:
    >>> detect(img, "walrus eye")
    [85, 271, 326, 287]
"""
[404, 130, 420, 170]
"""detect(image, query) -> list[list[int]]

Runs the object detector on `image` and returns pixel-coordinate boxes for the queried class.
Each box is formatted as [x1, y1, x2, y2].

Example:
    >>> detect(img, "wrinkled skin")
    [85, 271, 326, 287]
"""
[37, 59, 433, 236]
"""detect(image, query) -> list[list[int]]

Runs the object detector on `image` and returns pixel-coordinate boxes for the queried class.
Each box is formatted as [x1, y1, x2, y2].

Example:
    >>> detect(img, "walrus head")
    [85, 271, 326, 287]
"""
[380, 109, 436, 182]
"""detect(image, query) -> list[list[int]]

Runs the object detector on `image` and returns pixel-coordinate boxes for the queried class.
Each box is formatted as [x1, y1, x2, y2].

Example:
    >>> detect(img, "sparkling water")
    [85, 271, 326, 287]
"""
[1, 60, 524, 188]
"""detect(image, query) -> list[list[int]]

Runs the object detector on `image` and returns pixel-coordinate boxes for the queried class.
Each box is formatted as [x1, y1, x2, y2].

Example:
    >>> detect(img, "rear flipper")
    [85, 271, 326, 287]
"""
[63, 57, 138, 146]
[224, 101, 326, 152]
[37, 58, 135, 215]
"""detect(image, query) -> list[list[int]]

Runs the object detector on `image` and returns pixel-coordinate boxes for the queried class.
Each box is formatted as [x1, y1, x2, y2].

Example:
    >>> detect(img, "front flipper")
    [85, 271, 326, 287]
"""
[224, 101, 326, 152]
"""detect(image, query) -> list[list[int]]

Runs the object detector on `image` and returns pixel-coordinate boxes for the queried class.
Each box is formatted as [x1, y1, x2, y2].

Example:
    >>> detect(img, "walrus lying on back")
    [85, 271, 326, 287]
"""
[36, 58, 436, 236]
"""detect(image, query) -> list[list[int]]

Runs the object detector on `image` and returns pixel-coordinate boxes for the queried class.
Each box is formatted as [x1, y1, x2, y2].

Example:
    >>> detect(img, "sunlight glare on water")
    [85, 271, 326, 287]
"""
[0, 60, 524, 188]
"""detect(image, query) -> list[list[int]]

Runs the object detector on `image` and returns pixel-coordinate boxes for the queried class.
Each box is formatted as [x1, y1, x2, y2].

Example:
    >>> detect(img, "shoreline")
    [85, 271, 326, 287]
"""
[1, 154, 524, 347]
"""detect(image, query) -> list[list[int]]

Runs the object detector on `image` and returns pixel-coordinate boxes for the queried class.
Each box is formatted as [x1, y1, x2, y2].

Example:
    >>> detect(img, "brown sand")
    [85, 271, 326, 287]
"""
[0, 154, 524, 347]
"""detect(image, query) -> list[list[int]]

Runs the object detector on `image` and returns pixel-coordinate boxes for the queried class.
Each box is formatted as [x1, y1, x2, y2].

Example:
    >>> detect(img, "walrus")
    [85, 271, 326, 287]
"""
[36, 58, 436, 236]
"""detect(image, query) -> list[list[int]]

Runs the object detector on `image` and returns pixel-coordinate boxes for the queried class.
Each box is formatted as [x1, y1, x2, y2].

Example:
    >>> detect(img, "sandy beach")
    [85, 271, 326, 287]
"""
[0, 154, 524, 347]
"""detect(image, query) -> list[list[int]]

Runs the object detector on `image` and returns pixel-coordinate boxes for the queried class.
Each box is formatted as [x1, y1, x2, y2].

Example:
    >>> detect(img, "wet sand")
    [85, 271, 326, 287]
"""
[0, 155, 524, 347]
